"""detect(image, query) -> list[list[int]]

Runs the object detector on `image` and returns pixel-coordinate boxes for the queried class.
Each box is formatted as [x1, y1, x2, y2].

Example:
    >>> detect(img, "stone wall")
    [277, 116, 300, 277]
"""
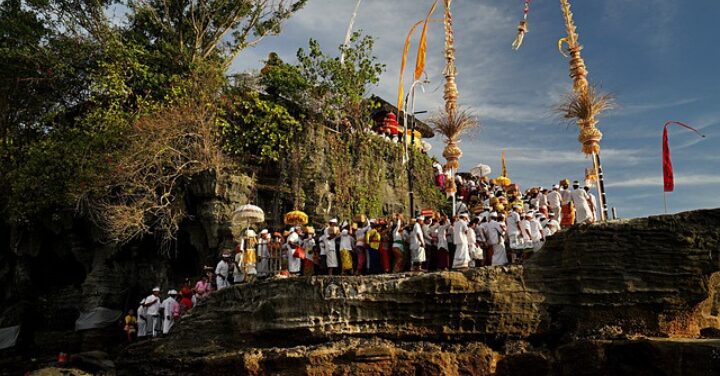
[115, 208, 720, 375]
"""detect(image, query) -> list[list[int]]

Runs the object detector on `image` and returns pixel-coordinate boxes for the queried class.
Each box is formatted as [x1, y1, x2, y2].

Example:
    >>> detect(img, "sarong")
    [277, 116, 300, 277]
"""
[392, 243, 405, 273]
[379, 246, 391, 273]
[355, 245, 367, 275]
[303, 259, 314, 276]
[340, 249, 353, 271]
[367, 247, 381, 274]
[436, 247, 450, 270]
[561, 203, 575, 228]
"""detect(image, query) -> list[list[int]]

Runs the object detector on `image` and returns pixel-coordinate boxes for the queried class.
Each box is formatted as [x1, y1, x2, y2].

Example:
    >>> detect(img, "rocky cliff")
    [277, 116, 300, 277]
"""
[115, 208, 720, 375]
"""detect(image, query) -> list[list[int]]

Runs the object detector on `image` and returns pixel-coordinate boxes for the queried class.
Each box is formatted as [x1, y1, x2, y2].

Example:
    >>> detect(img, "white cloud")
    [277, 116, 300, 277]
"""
[606, 174, 720, 188]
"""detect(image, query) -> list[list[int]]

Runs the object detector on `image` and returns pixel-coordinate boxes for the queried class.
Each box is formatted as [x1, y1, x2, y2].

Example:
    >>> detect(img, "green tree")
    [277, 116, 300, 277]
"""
[296, 31, 385, 129]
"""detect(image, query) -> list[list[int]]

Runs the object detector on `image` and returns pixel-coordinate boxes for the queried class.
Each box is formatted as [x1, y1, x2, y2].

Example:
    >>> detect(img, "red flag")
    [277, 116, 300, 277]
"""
[662, 121, 705, 192]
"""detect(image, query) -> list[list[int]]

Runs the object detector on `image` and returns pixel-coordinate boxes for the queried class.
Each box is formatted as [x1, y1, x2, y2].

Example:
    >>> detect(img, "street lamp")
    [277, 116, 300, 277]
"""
[404, 79, 427, 218]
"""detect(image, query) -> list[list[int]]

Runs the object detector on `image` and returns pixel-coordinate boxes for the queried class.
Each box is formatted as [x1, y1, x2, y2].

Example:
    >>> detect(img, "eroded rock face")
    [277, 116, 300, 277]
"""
[165, 267, 544, 352]
[525, 209, 720, 338]
[115, 209, 720, 375]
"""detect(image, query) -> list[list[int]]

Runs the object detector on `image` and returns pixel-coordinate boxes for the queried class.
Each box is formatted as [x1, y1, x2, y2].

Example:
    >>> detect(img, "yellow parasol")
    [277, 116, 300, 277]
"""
[284, 211, 308, 226]
[495, 176, 512, 187]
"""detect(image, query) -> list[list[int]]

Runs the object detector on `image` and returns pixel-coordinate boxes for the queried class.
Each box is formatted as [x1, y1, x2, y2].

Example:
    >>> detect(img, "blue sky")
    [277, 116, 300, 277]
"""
[230, 0, 720, 219]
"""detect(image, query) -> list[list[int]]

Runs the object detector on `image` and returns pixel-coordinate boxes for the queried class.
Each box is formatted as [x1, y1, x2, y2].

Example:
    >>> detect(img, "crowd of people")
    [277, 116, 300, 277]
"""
[122, 174, 599, 339]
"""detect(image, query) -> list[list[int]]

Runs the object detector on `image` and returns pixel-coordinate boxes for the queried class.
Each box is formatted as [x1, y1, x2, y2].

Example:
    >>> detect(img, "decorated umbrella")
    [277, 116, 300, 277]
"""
[284, 210, 309, 226]
[470, 163, 492, 178]
[495, 176, 512, 187]
[232, 204, 265, 225]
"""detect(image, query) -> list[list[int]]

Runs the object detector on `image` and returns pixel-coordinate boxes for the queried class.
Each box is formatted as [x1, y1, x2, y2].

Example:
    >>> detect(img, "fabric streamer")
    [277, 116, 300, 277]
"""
[398, 20, 424, 110]
[662, 121, 705, 192]
[512, 0, 531, 50]
[415, 0, 438, 80]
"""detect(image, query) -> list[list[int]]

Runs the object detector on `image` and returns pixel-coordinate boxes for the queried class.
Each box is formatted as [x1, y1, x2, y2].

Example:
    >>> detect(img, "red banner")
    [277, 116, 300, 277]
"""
[662, 121, 705, 192]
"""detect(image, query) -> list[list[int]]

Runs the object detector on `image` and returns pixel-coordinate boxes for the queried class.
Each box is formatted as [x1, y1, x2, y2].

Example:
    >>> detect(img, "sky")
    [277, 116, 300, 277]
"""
[230, 0, 720, 219]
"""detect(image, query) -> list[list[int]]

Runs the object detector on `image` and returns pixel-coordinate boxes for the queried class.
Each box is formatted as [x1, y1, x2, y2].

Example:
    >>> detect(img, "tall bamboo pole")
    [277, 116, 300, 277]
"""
[559, 0, 608, 221]
[442, 0, 460, 216]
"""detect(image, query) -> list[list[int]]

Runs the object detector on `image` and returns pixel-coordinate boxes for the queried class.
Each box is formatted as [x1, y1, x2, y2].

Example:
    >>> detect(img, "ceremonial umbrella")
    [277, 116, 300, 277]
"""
[284, 210, 309, 226]
[470, 163, 492, 177]
[232, 204, 265, 225]
[495, 176, 512, 187]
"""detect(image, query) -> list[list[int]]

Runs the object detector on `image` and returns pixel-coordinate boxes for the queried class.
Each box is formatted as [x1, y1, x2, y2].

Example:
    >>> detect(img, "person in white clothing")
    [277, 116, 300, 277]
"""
[507, 205, 523, 263]
[544, 213, 561, 237]
[256, 230, 270, 278]
[324, 219, 340, 275]
[161, 290, 179, 335]
[486, 213, 508, 266]
[215, 251, 232, 290]
[286, 227, 302, 275]
[546, 185, 562, 222]
[584, 186, 599, 221]
[452, 214, 471, 269]
[529, 214, 545, 252]
[571, 181, 594, 224]
[136, 298, 147, 338]
[410, 217, 426, 271]
[468, 219, 482, 266]
[143, 287, 162, 337]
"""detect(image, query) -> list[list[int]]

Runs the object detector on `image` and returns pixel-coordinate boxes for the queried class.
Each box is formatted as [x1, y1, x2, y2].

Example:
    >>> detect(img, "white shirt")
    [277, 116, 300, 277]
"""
[561, 189, 572, 205]
[437, 222, 450, 250]
[411, 222, 424, 248]
[339, 234, 354, 250]
[453, 220, 468, 247]
[144, 294, 161, 316]
[161, 297, 177, 318]
[507, 211, 522, 235]
[520, 219, 532, 240]
[538, 192, 548, 208]
[485, 220, 505, 245]
[478, 222, 490, 243]
[530, 219, 543, 241]
[303, 238, 316, 261]
[355, 224, 370, 246]
[545, 219, 560, 236]
[215, 260, 229, 278]
[547, 190, 561, 208]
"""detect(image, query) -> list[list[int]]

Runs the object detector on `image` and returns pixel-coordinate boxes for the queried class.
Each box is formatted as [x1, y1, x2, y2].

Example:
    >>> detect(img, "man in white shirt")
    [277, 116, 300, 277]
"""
[486, 213, 508, 266]
[584, 186, 599, 222]
[161, 290, 179, 335]
[452, 214, 471, 269]
[546, 185, 562, 222]
[324, 219, 340, 275]
[215, 251, 232, 290]
[256, 230, 270, 278]
[507, 205, 523, 263]
[286, 227, 302, 275]
[572, 182, 594, 224]
[144, 287, 162, 337]
[530, 213, 545, 252]
[136, 298, 147, 338]
[410, 217, 426, 271]
[544, 213, 561, 237]
[468, 219, 482, 266]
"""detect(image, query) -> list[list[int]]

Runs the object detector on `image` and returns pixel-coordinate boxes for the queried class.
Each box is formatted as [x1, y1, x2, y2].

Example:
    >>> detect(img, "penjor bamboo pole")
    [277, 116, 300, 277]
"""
[559, 0, 608, 221]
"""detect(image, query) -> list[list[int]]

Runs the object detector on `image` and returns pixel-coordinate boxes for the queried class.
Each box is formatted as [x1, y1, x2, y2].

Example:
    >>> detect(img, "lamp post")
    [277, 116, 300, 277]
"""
[404, 79, 426, 218]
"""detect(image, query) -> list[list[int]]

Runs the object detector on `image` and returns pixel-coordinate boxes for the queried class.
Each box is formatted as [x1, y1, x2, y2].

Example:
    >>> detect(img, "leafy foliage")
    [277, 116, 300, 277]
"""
[218, 90, 302, 163]
[296, 31, 385, 128]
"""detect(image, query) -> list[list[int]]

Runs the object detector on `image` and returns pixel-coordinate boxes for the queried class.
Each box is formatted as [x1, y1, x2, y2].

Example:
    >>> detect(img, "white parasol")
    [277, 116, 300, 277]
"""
[232, 204, 265, 225]
[470, 163, 492, 177]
